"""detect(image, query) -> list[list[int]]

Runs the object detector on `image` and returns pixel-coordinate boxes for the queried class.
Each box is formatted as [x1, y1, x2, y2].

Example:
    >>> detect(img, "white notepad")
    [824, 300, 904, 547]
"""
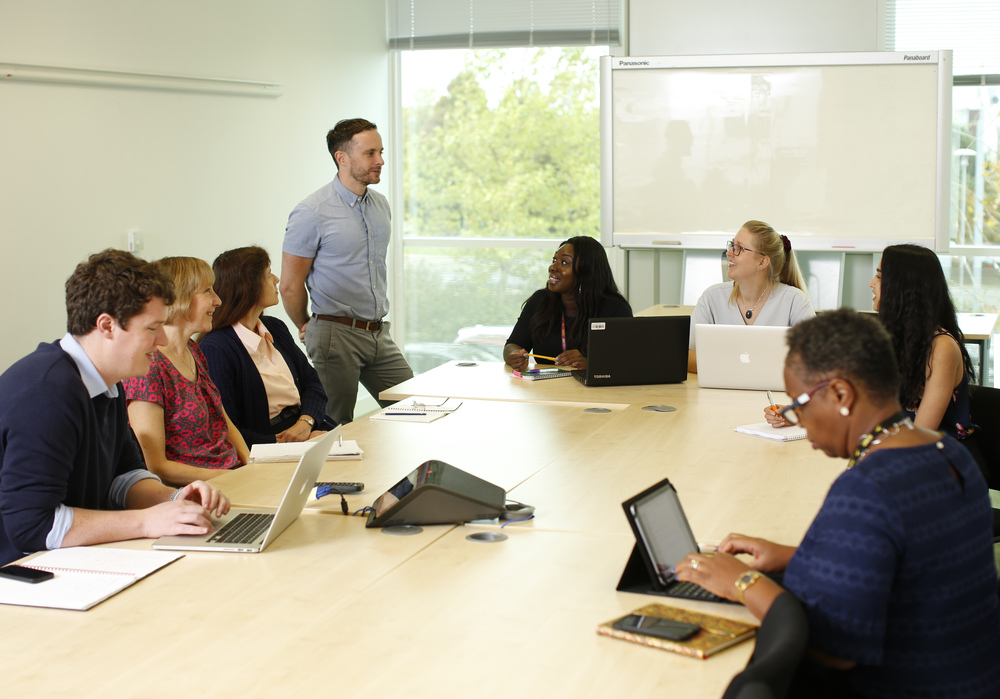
[370, 407, 447, 423]
[399, 397, 463, 412]
[249, 439, 363, 464]
[734, 422, 808, 442]
[0, 547, 183, 611]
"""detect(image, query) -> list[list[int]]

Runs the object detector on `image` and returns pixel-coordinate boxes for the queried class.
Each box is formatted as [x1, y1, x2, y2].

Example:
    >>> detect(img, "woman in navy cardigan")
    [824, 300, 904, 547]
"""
[200, 246, 331, 446]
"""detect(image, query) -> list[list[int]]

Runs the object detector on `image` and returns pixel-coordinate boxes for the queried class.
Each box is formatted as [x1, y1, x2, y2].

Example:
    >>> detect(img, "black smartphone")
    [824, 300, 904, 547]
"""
[612, 614, 700, 641]
[0, 564, 54, 584]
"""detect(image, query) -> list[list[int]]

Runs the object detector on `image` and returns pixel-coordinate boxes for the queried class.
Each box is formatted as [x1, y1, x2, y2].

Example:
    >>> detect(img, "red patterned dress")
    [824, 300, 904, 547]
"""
[123, 340, 239, 469]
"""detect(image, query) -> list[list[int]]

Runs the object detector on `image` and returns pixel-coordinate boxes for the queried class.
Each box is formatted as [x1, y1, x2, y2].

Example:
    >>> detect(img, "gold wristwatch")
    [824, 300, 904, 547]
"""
[735, 570, 762, 605]
[297, 414, 316, 427]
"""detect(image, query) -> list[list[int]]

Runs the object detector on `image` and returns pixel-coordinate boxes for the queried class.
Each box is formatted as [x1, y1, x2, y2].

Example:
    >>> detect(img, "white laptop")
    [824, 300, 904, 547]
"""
[153, 429, 338, 553]
[695, 324, 789, 391]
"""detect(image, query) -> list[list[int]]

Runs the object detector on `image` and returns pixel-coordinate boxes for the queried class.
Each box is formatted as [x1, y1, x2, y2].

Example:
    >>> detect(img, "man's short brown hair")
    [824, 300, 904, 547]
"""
[65, 249, 176, 335]
[326, 118, 378, 168]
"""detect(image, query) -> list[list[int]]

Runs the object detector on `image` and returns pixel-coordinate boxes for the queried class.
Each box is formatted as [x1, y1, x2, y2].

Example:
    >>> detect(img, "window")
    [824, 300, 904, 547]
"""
[887, 0, 1000, 250]
[888, 1, 1000, 386]
[398, 47, 607, 372]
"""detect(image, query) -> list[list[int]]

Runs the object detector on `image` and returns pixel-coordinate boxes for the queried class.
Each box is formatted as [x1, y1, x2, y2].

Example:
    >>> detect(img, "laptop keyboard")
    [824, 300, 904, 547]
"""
[208, 513, 273, 544]
[666, 579, 725, 602]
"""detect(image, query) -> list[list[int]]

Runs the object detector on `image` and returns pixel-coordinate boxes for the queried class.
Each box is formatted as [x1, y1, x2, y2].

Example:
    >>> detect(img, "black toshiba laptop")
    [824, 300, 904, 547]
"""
[572, 315, 690, 386]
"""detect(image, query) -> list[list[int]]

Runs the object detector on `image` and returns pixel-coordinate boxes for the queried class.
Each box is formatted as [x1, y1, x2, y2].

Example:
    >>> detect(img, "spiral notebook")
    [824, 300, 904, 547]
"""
[0, 547, 183, 611]
[735, 422, 807, 442]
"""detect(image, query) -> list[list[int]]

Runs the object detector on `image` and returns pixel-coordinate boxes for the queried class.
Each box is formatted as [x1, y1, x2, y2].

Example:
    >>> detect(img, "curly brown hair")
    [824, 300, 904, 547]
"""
[65, 249, 175, 335]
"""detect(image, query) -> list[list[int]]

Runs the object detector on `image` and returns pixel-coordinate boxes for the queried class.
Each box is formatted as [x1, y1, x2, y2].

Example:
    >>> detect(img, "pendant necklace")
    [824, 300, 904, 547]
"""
[847, 411, 913, 469]
[163, 343, 196, 378]
[742, 285, 769, 320]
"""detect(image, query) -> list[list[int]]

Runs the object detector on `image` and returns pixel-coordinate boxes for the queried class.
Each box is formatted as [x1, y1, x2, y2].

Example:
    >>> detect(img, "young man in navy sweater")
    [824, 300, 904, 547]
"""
[0, 249, 230, 565]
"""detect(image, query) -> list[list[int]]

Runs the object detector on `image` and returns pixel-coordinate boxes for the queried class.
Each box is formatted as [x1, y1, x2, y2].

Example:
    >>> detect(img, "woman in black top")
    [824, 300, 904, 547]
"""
[504, 236, 631, 371]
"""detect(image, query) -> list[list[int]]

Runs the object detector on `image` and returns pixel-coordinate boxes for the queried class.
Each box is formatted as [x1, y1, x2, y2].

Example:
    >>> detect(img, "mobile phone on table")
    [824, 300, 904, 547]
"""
[0, 564, 54, 584]
[612, 614, 700, 641]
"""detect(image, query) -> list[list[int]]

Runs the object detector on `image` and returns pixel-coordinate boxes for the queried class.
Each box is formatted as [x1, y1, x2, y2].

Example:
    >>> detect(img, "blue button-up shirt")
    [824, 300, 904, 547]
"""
[282, 176, 391, 321]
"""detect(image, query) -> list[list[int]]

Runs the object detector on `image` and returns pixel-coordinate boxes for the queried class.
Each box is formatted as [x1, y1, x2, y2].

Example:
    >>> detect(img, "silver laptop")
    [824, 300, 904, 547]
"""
[153, 429, 338, 553]
[695, 324, 788, 391]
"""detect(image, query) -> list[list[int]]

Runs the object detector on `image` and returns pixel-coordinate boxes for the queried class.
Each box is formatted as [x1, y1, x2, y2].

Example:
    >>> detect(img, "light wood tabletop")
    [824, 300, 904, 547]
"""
[213, 399, 630, 510]
[323, 526, 760, 699]
[499, 401, 840, 541]
[380, 359, 753, 408]
[0, 365, 843, 698]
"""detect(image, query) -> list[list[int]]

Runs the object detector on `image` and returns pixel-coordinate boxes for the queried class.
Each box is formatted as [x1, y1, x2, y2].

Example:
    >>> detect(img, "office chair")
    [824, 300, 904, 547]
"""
[968, 385, 1000, 540]
[721, 592, 809, 699]
[969, 385, 1000, 490]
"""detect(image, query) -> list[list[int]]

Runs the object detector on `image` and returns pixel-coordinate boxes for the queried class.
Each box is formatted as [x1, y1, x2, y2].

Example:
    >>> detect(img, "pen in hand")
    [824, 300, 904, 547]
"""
[766, 390, 778, 414]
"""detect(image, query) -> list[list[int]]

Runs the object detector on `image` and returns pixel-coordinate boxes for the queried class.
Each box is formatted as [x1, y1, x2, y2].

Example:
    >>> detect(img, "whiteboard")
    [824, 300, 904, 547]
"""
[600, 52, 952, 252]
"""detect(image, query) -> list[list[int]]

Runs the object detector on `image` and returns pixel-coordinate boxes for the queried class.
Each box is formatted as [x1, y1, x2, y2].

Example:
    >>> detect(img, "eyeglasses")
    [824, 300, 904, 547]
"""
[779, 380, 832, 425]
[726, 239, 763, 257]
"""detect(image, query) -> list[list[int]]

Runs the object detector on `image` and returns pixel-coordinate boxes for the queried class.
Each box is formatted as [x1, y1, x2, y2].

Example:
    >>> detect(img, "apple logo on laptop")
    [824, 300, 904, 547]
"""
[739, 351, 751, 364]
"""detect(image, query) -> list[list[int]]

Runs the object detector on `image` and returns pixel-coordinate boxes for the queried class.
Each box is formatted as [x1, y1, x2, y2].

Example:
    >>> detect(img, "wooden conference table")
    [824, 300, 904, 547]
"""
[0, 363, 842, 698]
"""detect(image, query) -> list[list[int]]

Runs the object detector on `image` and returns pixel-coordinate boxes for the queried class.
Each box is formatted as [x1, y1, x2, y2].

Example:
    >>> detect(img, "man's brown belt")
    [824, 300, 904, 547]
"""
[312, 314, 382, 332]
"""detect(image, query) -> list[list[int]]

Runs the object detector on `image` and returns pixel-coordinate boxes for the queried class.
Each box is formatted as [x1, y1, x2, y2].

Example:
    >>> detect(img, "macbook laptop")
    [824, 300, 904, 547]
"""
[572, 316, 690, 386]
[695, 324, 788, 391]
[621, 478, 731, 603]
[153, 429, 338, 553]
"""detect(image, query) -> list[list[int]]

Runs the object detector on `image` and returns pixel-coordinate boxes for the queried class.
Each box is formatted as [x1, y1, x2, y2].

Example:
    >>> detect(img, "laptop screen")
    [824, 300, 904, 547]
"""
[629, 483, 699, 584]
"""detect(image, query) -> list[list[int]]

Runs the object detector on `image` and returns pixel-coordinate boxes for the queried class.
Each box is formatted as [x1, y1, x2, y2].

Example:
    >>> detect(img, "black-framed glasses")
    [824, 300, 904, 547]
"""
[779, 380, 832, 425]
[726, 239, 763, 257]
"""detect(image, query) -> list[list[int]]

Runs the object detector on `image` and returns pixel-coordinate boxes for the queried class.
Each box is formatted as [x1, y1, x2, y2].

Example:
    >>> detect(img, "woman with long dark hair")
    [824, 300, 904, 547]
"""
[870, 244, 974, 438]
[503, 236, 631, 371]
[199, 246, 330, 447]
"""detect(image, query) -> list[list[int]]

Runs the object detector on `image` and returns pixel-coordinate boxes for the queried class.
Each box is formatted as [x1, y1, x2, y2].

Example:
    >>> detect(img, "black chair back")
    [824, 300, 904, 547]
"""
[722, 592, 809, 699]
[969, 385, 1000, 490]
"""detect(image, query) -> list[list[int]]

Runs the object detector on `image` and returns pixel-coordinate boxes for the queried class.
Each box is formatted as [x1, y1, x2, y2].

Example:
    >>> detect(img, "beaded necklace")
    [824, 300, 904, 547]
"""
[846, 410, 913, 469]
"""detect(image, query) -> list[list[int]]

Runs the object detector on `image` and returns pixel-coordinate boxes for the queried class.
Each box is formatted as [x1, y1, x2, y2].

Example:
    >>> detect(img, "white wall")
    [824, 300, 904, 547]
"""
[0, 0, 390, 372]
[628, 0, 879, 57]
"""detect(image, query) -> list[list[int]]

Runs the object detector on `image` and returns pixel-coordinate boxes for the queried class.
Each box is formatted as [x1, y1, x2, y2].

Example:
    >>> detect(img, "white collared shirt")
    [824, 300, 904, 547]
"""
[233, 321, 300, 419]
[47, 335, 160, 550]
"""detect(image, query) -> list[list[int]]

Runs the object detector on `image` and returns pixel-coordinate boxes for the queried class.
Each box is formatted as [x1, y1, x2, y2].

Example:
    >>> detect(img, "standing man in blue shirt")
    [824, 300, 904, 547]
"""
[281, 118, 413, 425]
[0, 249, 230, 566]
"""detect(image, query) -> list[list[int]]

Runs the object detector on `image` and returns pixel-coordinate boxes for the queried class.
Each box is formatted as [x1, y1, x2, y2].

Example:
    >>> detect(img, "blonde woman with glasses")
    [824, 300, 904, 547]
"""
[687, 220, 813, 373]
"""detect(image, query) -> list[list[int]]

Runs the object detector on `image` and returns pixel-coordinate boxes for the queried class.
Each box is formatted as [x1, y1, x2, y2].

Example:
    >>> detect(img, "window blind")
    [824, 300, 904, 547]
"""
[886, 0, 1000, 76]
[387, 0, 620, 50]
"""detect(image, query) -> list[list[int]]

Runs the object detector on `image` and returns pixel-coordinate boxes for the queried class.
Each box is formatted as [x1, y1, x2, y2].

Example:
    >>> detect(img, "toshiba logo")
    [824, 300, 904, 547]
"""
[595, 374, 611, 379]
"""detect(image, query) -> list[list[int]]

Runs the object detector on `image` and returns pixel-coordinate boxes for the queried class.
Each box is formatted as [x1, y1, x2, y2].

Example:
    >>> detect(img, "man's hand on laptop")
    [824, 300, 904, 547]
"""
[176, 481, 231, 518]
[141, 499, 215, 539]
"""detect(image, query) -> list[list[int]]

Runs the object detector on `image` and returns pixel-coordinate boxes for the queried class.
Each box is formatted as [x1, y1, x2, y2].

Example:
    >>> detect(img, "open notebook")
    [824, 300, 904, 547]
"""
[249, 438, 362, 463]
[0, 547, 183, 611]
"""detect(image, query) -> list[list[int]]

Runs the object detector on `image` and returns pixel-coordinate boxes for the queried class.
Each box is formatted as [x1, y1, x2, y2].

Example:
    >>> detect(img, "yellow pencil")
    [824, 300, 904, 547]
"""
[527, 353, 559, 362]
